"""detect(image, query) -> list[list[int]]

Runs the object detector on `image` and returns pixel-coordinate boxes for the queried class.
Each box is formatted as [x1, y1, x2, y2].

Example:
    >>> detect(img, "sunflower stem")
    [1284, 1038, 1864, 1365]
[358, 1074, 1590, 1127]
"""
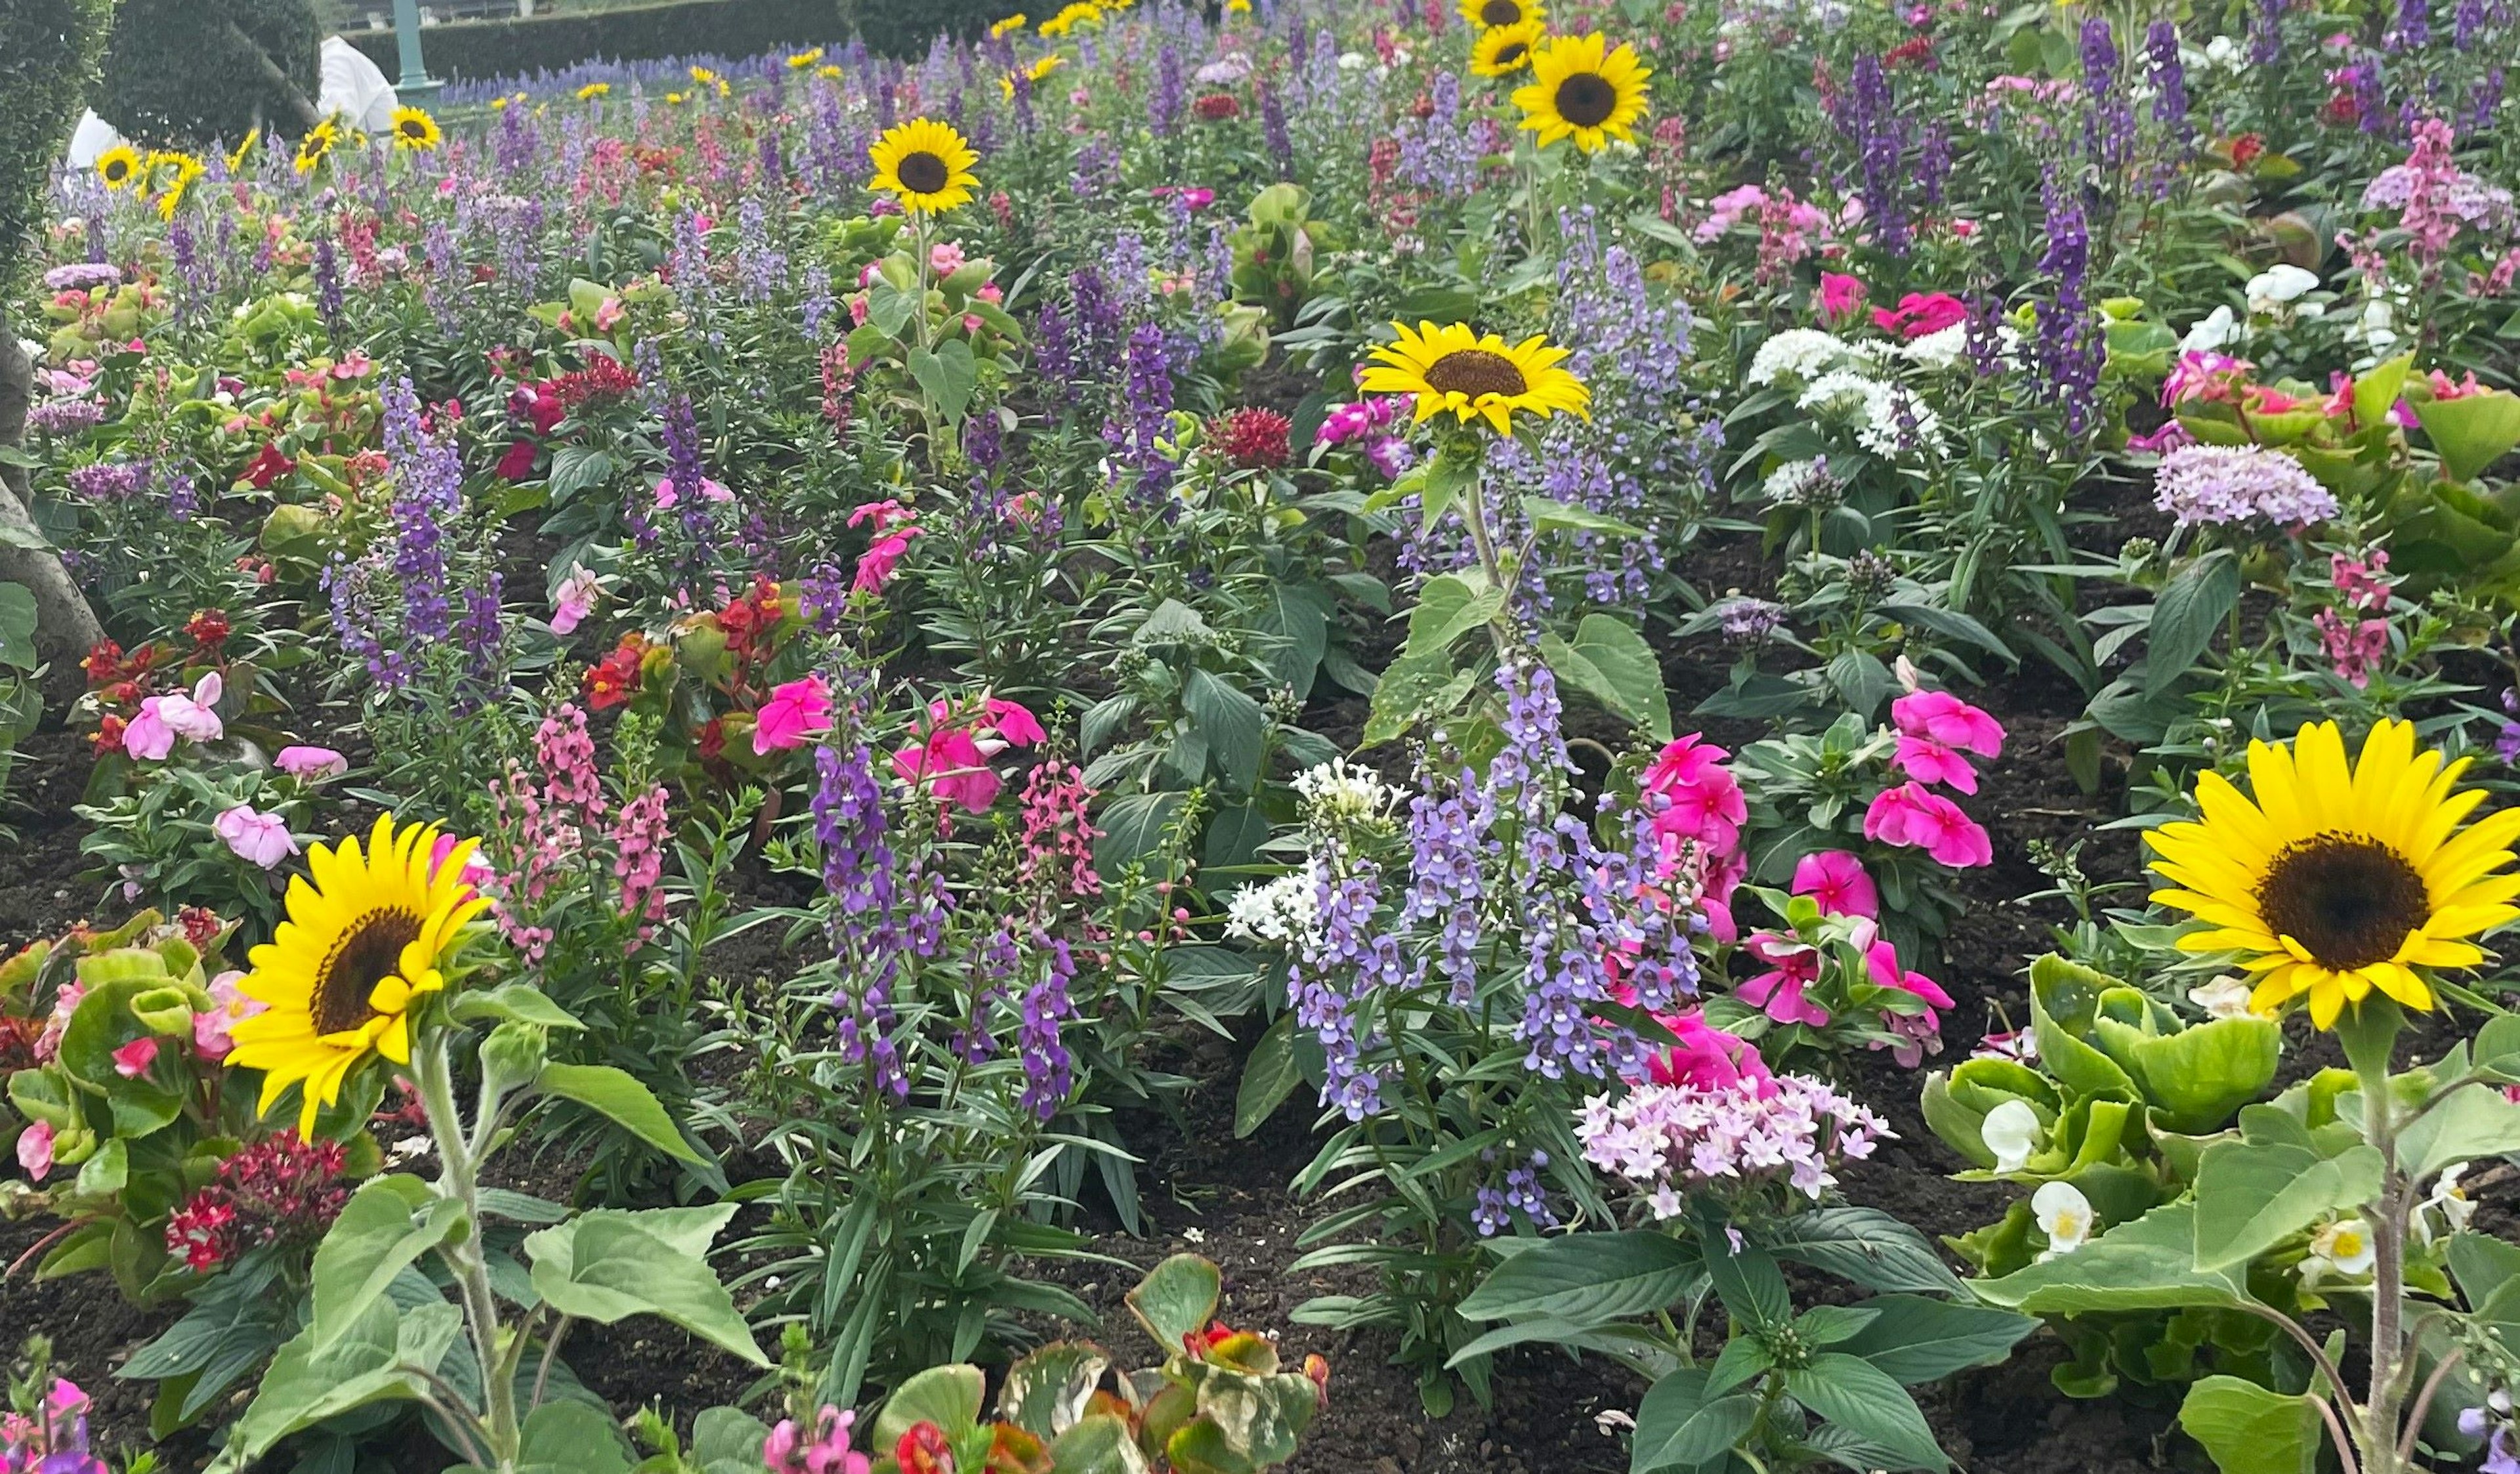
[2337, 1000, 2406, 1474]
[417, 1033, 522, 1469]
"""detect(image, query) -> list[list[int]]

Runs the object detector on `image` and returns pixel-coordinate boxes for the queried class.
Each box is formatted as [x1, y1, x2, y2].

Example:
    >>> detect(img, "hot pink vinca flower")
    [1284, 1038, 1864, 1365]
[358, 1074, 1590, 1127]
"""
[1862, 782, 1994, 868]
[1739, 932, 1831, 1026]
[1790, 850, 1878, 917]
[754, 675, 835, 755]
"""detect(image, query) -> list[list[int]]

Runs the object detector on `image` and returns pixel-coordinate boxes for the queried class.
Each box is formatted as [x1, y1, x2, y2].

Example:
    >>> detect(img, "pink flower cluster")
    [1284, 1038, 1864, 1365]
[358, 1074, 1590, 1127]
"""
[1738, 851, 1956, 1066]
[892, 696, 1045, 812]
[849, 499, 922, 593]
[1642, 734, 1748, 940]
[1017, 759, 1102, 900]
[1315, 393, 1413, 479]
[0, 1377, 107, 1474]
[1576, 1072, 1890, 1214]
[480, 704, 672, 959]
[1864, 691, 2000, 866]
[763, 1406, 872, 1474]
[2317, 549, 2395, 688]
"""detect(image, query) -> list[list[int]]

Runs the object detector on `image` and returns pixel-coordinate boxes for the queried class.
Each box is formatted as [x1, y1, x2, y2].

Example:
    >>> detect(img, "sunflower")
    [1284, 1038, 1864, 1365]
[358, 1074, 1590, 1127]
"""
[2147, 719, 2520, 1030]
[989, 12, 1030, 37]
[1471, 20, 1547, 77]
[1039, 2, 1101, 37]
[1511, 32, 1652, 153]
[95, 144, 143, 191]
[152, 152, 204, 221]
[294, 119, 339, 177]
[226, 815, 490, 1135]
[1462, 0, 1542, 28]
[578, 81, 612, 100]
[870, 117, 980, 215]
[787, 47, 825, 69]
[1359, 320, 1590, 434]
[225, 127, 262, 173]
[1003, 53, 1067, 97]
[390, 106, 442, 152]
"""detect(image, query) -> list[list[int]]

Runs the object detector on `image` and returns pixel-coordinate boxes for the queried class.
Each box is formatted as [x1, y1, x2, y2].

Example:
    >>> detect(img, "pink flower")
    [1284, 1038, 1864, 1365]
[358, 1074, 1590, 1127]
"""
[1872, 291, 1967, 339]
[123, 700, 175, 761]
[1865, 941, 1953, 1067]
[2314, 608, 2390, 688]
[698, 476, 734, 503]
[1639, 1011, 1773, 1091]
[754, 675, 835, 755]
[275, 745, 348, 779]
[847, 498, 914, 533]
[984, 696, 1046, 747]
[112, 1036, 160, 1078]
[894, 724, 1002, 812]
[125, 672, 224, 760]
[193, 970, 265, 1061]
[551, 564, 600, 635]
[593, 296, 625, 331]
[1862, 782, 1994, 868]
[852, 528, 921, 593]
[215, 804, 298, 869]
[1790, 850, 1878, 917]
[2330, 549, 2393, 612]
[1889, 689, 2004, 757]
[15, 1119, 52, 1181]
[1816, 272, 1867, 326]
[1893, 734, 1983, 793]
[1739, 932, 1831, 1026]
[929, 242, 967, 274]
[653, 477, 680, 511]
[1642, 734, 1748, 856]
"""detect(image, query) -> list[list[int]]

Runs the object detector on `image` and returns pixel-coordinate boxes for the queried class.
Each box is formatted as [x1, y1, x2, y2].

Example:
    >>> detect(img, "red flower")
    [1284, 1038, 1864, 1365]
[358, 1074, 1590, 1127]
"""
[1194, 91, 1242, 121]
[186, 608, 232, 650]
[585, 637, 648, 709]
[241, 443, 296, 489]
[1883, 34, 1937, 69]
[83, 639, 125, 686]
[178, 905, 223, 948]
[166, 1193, 238, 1273]
[494, 439, 539, 481]
[696, 716, 726, 761]
[92, 713, 126, 755]
[1211, 407, 1292, 469]
[894, 1422, 954, 1474]
[2229, 132, 2267, 169]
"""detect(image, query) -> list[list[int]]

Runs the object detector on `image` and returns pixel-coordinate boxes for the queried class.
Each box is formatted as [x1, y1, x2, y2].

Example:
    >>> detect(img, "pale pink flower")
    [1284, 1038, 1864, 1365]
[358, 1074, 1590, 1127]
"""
[274, 745, 348, 778]
[193, 970, 265, 1060]
[215, 803, 299, 869]
[550, 564, 600, 634]
[929, 241, 967, 274]
[16, 1119, 53, 1181]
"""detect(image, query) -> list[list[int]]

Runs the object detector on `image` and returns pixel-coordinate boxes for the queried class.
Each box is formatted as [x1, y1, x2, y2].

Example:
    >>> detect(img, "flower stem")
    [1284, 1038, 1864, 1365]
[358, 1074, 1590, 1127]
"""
[416, 1036, 521, 1469]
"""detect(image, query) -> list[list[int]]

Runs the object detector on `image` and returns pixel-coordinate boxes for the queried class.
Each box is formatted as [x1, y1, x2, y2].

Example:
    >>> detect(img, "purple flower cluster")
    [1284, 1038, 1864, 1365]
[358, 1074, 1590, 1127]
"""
[1845, 54, 1908, 256]
[2080, 19, 2133, 172]
[2152, 444, 2340, 527]
[813, 735, 908, 1100]
[1290, 858, 1405, 1120]
[1470, 1149, 1561, 1237]
[2147, 22, 2189, 137]
[2034, 173, 2101, 434]
[41, 262, 119, 292]
[1104, 322, 1175, 508]
[1015, 935, 1078, 1120]
[1576, 1074, 1891, 1215]
[383, 377, 461, 641]
[66, 460, 151, 501]
[1400, 771, 1492, 1005]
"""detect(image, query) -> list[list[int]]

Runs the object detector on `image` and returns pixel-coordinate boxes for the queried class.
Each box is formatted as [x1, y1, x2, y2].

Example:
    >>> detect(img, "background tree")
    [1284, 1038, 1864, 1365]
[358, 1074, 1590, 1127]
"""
[96, 0, 322, 148]
[0, 0, 114, 713]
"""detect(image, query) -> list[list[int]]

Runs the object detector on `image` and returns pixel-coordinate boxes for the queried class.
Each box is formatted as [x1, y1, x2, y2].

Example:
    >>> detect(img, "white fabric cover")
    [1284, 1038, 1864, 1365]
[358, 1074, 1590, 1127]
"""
[320, 34, 400, 132]
[66, 110, 125, 169]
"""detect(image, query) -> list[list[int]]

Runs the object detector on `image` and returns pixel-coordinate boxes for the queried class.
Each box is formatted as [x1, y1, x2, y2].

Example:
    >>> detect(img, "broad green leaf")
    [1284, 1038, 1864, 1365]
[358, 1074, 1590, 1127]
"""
[524, 1211, 766, 1366]
[1406, 573, 1504, 659]
[534, 1063, 703, 1164]
[1127, 1253, 1222, 1348]
[0, 584, 36, 670]
[1834, 1295, 2037, 1384]
[1051, 1411, 1152, 1474]
[449, 984, 584, 1030]
[517, 1398, 634, 1473]
[2177, 1374, 2324, 1474]
[2416, 388, 2520, 483]
[1754, 1208, 1966, 1295]
[2475, 1014, 2520, 1081]
[874, 1364, 988, 1447]
[1702, 1236, 1791, 1334]
[1785, 1353, 1948, 1471]
[214, 1297, 460, 1469]
[1182, 667, 1267, 790]
[1459, 1231, 1701, 1323]
[1631, 1369, 1757, 1473]
[1522, 494, 1646, 538]
[1234, 1012, 1303, 1138]
[2123, 1016, 2282, 1134]
[1001, 1341, 1111, 1440]
[2351, 353, 2414, 434]
[1362, 646, 1476, 747]
[2397, 1084, 2520, 1181]
[2192, 1141, 2382, 1271]
[311, 1175, 463, 1353]
[2145, 550, 2239, 695]
[1540, 614, 1671, 740]
[1977, 1204, 2254, 1314]
[691, 1406, 776, 1469]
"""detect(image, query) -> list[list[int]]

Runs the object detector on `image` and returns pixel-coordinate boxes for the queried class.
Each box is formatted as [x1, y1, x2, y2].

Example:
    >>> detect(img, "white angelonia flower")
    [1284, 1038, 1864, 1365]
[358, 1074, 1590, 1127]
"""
[1745, 328, 1855, 387]
[2305, 1218, 2377, 1282]
[1981, 1099, 2043, 1175]
[2181, 305, 2238, 354]
[2032, 1181, 2094, 1262]
[2244, 264, 2321, 314]
[2187, 975, 2256, 1021]
[1293, 757, 1397, 829]
[1223, 872, 1321, 948]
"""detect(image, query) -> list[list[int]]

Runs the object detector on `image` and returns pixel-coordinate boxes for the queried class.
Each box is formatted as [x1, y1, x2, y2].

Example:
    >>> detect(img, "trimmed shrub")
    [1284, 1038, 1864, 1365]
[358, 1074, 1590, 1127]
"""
[96, 0, 324, 148]
[0, 0, 115, 298]
[337, 0, 1028, 81]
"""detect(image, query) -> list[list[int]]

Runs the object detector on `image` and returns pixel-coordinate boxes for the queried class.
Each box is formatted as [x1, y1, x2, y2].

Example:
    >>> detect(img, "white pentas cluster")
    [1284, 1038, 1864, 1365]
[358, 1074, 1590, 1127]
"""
[1745, 329, 1947, 459]
[1574, 1075, 1890, 1216]
[1293, 757, 1398, 833]
[1761, 457, 1839, 507]
[1224, 872, 1322, 948]
[1798, 370, 1947, 457]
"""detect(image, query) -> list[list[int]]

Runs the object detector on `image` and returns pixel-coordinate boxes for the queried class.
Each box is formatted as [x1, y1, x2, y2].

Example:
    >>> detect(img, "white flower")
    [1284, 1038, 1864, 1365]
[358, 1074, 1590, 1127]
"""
[1761, 458, 1835, 506]
[1900, 323, 1971, 371]
[1224, 872, 1321, 948]
[2245, 264, 2322, 314]
[1981, 1099, 2042, 1175]
[2351, 296, 2400, 352]
[2305, 1218, 2377, 1282]
[2187, 975, 2256, 1020]
[1335, 50, 1368, 70]
[1799, 371, 1944, 458]
[1745, 328, 1855, 387]
[1293, 757, 1397, 828]
[2032, 1181, 2094, 1261]
[2202, 35, 2248, 74]
[2181, 305, 2238, 354]
[2416, 1164, 2477, 1244]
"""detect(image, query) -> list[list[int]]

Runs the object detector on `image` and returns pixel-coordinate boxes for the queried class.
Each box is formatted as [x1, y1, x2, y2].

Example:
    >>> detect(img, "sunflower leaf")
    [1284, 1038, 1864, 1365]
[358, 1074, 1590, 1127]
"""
[309, 1175, 465, 1355]
[533, 1062, 705, 1164]
[2192, 1140, 2384, 1271]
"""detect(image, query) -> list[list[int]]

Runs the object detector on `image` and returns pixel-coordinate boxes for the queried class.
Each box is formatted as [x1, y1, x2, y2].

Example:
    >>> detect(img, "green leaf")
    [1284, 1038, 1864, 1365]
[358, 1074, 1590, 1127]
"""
[874, 1364, 988, 1447]
[1051, 1411, 1152, 1474]
[1540, 614, 1671, 740]
[310, 1175, 464, 1354]
[2416, 387, 2520, 482]
[1631, 1369, 1757, 1473]
[214, 1297, 460, 1470]
[0, 584, 37, 671]
[1001, 1341, 1112, 1440]
[1701, 1232, 1791, 1334]
[1976, 1204, 2255, 1315]
[1182, 667, 1267, 790]
[1784, 1353, 1949, 1472]
[1876, 602, 2014, 663]
[1835, 1295, 2037, 1384]
[449, 984, 585, 1030]
[1754, 1208, 1965, 1295]
[1362, 646, 1475, 747]
[534, 1063, 704, 1164]
[524, 1207, 766, 1366]
[2352, 353, 2415, 435]
[1092, 791, 1184, 875]
[1458, 1231, 1701, 1323]
[1521, 494, 1646, 539]
[517, 1399, 634, 1473]
[2177, 1374, 2325, 1474]
[1127, 1253, 1222, 1348]
[908, 339, 980, 425]
[1234, 1012, 1303, 1138]
[1407, 573, 1504, 659]
[2475, 1014, 2520, 1081]
[868, 278, 919, 336]
[691, 1406, 776, 1469]
[2145, 550, 2240, 695]
[2192, 1141, 2383, 1271]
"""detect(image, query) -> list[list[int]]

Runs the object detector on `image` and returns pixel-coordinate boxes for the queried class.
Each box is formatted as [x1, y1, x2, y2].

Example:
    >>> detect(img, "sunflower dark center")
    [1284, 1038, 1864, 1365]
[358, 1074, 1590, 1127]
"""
[1556, 72, 1619, 128]
[315, 909, 424, 1034]
[2256, 833, 2429, 971]
[1494, 41, 1530, 66]
[1424, 348, 1528, 399]
[896, 150, 951, 194]
[1480, 0, 1522, 22]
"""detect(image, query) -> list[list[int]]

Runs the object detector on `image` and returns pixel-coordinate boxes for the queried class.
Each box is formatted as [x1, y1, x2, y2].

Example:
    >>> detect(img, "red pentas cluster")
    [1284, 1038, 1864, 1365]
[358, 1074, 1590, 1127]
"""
[164, 1131, 350, 1274]
[1210, 407, 1292, 470]
[495, 357, 641, 481]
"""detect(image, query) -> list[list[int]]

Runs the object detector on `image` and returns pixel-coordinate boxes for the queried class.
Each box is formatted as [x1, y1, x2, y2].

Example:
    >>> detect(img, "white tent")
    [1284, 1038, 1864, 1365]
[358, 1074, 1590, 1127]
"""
[320, 35, 400, 132]
[65, 110, 125, 169]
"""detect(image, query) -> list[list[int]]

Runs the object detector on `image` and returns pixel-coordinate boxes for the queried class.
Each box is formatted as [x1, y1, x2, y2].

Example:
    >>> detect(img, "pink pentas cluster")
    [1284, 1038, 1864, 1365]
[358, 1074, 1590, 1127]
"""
[1017, 759, 1102, 900]
[1641, 734, 1748, 940]
[892, 696, 1046, 812]
[763, 1406, 872, 1474]
[163, 1131, 350, 1274]
[1575, 1072, 1891, 1215]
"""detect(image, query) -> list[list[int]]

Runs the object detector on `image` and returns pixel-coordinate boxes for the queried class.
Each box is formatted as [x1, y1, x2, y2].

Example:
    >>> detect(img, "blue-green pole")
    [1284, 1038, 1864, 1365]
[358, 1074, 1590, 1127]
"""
[392, 0, 442, 105]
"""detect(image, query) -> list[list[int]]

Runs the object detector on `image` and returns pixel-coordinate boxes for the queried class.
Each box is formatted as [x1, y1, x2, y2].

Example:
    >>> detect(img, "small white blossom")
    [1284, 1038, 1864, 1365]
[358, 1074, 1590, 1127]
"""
[1224, 872, 1321, 948]
[1899, 323, 1971, 371]
[1293, 757, 1397, 828]
[2187, 975, 2257, 1020]
[2303, 1218, 2377, 1284]
[2181, 305, 2239, 354]
[1746, 328, 1856, 387]
[1981, 1098, 2042, 1175]
[2245, 264, 2321, 314]
[2032, 1181, 2094, 1261]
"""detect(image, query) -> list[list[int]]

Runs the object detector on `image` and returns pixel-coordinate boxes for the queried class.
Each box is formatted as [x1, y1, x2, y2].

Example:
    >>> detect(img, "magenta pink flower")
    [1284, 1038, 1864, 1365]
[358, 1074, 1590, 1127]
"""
[846, 498, 914, 533]
[1864, 941, 1952, 1066]
[754, 675, 835, 755]
[112, 1036, 160, 1078]
[1816, 271, 1867, 326]
[2314, 608, 2390, 688]
[1872, 291, 1967, 339]
[1739, 933, 1831, 1026]
[15, 1118, 52, 1181]
[852, 528, 921, 593]
[274, 745, 348, 779]
[1790, 850, 1878, 917]
[894, 724, 1002, 812]
[984, 696, 1047, 748]
[1893, 733, 1983, 793]
[1643, 733, 1748, 855]
[1862, 782, 1993, 868]
[1889, 689, 2004, 757]
[1638, 1010, 1774, 1092]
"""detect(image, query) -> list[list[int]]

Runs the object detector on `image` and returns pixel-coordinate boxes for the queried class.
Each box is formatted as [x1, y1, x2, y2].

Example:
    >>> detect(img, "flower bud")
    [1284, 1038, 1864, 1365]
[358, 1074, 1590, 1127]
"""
[481, 1021, 549, 1095]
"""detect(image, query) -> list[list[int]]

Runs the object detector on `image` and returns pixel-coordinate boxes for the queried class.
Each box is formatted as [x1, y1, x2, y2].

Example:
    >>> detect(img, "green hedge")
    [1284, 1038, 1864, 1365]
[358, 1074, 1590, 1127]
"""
[339, 0, 1024, 80]
[0, 0, 114, 301]
[98, 0, 324, 148]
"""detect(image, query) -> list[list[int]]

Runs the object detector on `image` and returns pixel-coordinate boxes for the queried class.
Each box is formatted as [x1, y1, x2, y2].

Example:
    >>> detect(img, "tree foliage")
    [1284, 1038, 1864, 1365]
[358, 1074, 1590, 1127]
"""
[96, 0, 321, 150]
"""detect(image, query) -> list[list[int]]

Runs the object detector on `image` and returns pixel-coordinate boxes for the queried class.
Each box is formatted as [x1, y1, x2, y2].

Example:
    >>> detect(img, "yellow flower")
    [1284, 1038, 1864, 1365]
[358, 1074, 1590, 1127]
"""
[152, 152, 204, 220]
[226, 815, 491, 1136]
[1039, 2, 1102, 37]
[95, 144, 143, 191]
[1002, 53, 1067, 97]
[788, 47, 825, 68]
[1462, 0, 1542, 26]
[490, 96, 510, 111]
[816, 64, 843, 79]
[1511, 31, 1652, 152]
[225, 127, 262, 173]
[1359, 320, 1590, 434]
[578, 81, 612, 100]
[1226, 0, 1251, 11]
[2147, 719, 2520, 1029]
[390, 106, 442, 152]
[293, 120, 339, 177]
[869, 117, 980, 215]
[1471, 20, 1547, 77]
[690, 65, 721, 85]
[665, 91, 687, 105]
[990, 12, 1030, 35]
